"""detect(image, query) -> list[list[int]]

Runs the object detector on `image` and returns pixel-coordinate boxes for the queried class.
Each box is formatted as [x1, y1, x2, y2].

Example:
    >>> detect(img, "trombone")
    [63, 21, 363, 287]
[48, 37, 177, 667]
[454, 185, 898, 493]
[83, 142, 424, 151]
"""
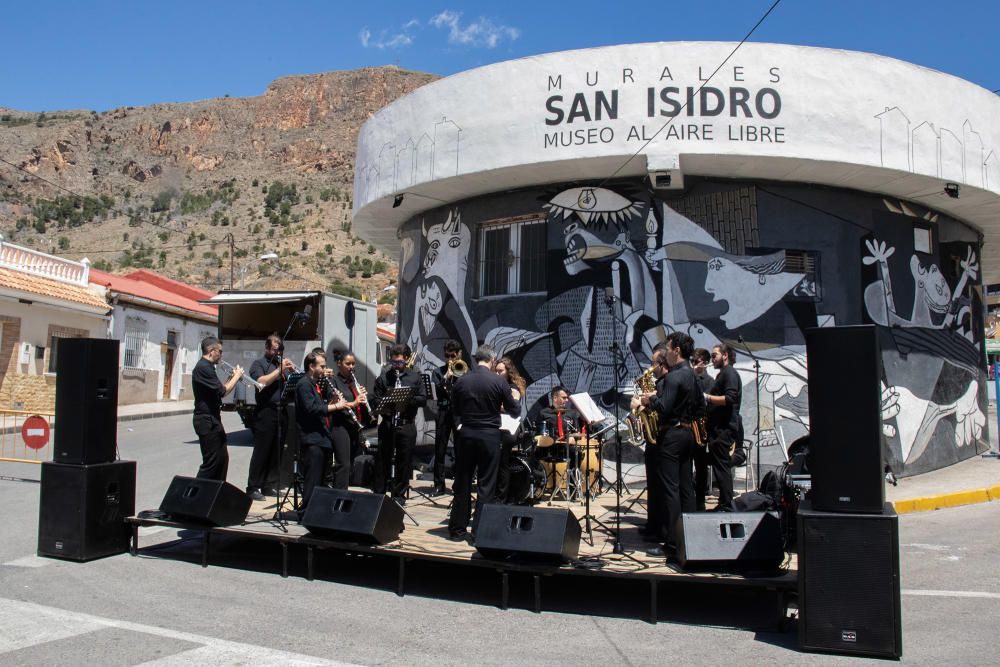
[449, 359, 469, 378]
[218, 360, 264, 391]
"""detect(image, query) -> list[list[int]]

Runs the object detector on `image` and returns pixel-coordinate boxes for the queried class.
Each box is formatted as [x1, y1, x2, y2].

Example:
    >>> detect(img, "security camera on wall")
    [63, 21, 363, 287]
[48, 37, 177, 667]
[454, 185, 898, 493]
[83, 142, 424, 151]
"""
[650, 170, 684, 191]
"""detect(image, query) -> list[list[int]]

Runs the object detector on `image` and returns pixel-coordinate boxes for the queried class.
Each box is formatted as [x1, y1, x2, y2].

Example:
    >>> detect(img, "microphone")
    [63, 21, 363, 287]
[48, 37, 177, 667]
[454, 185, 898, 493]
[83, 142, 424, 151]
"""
[737, 334, 744, 344]
[298, 304, 313, 323]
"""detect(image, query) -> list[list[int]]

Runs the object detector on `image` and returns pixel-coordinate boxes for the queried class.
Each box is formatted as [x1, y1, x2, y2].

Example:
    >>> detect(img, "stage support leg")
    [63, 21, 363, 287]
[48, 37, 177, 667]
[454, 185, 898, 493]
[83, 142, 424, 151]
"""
[533, 575, 541, 613]
[397, 557, 406, 597]
[307, 546, 315, 581]
[281, 543, 288, 578]
[201, 532, 210, 568]
[500, 570, 509, 610]
[649, 580, 658, 624]
[130, 525, 139, 556]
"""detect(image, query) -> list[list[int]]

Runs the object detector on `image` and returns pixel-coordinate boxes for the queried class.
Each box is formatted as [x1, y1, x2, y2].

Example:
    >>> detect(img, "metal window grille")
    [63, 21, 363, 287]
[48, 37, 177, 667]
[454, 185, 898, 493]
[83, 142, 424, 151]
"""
[123, 318, 149, 369]
[478, 216, 547, 296]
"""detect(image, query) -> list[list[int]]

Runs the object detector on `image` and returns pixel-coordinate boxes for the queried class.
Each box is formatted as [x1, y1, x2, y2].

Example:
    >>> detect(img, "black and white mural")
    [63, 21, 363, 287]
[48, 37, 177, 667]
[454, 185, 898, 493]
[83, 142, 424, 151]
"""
[396, 179, 988, 476]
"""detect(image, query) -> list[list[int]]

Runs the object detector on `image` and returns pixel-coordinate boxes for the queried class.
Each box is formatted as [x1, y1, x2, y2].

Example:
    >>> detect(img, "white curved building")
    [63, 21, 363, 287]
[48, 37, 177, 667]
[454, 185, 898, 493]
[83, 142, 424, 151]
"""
[354, 42, 1000, 475]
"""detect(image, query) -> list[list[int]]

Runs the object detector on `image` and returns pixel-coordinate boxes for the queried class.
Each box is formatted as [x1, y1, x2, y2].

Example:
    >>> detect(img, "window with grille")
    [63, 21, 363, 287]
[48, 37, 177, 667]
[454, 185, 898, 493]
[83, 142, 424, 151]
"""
[123, 317, 149, 369]
[46, 325, 88, 373]
[478, 216, 547, 297]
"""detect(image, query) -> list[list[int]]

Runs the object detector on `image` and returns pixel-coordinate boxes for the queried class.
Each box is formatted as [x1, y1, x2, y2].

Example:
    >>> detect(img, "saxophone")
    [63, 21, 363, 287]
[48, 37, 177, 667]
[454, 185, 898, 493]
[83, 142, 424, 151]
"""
[626, 367, 659, 444]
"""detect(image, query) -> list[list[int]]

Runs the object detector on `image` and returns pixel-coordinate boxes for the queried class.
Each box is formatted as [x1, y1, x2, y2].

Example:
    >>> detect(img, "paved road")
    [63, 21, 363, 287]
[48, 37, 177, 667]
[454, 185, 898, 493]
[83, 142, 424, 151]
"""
[1, 413, 998, 665]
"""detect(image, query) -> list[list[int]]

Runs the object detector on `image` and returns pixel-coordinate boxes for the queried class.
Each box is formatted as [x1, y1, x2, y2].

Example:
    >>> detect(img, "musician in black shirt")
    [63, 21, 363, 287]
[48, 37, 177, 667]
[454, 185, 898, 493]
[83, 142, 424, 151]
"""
[191, 336, 244, 481]
[691, 347, 715, 511]
[703, 343, 742, 512]
[329, 349, 371, 488]
[448, 343, 521, 538]
[430, 339, 464, 495]
[294, 350, 349, 510]
[634, 333, 704, 560]
[246, 333, 295, 500]
[370, 344, 427, 502]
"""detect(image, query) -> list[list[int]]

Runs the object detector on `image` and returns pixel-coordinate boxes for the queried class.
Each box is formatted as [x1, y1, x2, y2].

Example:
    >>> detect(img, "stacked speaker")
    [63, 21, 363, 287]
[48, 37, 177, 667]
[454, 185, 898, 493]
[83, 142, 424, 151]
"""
[800, 325, 901, 659]
[38, 338, 135, 561]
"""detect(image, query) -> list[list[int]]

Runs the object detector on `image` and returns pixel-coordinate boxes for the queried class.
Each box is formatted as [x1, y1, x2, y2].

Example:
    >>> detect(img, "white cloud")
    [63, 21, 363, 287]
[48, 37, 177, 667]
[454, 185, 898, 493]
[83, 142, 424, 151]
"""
[429, 10, 520, 48]
[358, 21, 417, 50]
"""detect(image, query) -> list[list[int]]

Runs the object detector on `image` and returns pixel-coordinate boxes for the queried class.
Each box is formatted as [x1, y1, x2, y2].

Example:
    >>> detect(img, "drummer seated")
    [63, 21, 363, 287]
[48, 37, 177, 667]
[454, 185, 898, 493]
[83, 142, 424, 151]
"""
[540, 385, 582, 445]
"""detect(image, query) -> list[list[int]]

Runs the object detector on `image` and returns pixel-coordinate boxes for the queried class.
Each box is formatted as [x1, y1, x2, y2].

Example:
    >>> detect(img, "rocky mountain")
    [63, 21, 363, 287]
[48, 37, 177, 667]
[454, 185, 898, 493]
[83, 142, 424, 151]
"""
[0, 66, 438, 309]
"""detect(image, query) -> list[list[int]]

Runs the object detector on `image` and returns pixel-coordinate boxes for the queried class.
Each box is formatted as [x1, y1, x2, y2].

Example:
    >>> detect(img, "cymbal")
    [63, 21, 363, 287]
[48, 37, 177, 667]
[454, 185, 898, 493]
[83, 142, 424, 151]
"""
[534, 435, 554, 448]
[540, 407, 578, 418]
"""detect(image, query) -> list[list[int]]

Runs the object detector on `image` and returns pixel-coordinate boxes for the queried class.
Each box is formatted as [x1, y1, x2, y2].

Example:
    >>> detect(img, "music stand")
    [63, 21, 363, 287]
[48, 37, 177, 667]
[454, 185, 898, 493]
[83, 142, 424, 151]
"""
[374, 386, 424, 524]
[272, 372, 305, 524]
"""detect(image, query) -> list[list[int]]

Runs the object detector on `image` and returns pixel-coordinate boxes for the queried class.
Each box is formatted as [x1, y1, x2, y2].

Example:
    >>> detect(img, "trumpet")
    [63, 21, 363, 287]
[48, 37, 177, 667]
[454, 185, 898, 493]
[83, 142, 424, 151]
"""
[218, 360, 264, 391]
[449, 359, 469, 378]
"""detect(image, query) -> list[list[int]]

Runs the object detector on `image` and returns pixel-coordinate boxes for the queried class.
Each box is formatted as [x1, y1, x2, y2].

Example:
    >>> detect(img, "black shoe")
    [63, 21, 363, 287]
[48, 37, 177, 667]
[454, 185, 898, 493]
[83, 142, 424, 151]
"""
[246, 487, 265, 502]
[448, 529, 469, 541]
[261, 487, 278, 497]
[645, 545, 667, 558]
[433, 484, 447, 496]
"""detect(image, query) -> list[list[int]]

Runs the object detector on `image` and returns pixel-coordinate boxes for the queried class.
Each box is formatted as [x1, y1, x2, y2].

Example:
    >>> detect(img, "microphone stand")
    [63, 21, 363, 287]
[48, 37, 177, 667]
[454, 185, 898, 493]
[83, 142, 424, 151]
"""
[272, 310, 307, 527]
[736, 335, 762, 492]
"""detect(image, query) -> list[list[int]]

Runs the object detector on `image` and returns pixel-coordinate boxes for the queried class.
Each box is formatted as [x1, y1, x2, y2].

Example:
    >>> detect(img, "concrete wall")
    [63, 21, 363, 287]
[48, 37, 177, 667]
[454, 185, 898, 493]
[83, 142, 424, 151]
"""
[396, 178, 988, 476]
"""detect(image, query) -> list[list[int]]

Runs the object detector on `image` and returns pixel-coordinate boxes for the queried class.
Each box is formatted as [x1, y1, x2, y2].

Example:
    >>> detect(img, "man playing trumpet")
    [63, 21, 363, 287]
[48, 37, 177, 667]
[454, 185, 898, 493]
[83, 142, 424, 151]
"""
[246, 333, 296, 501]
[431, 339, 465, 495]
[192, 336, 244, 482]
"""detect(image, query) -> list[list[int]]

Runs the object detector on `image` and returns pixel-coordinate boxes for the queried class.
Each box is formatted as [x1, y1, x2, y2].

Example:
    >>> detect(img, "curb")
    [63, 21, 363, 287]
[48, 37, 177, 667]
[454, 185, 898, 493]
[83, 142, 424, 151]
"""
[893, 485, 1000, 514]
[117, 409, 192, 423]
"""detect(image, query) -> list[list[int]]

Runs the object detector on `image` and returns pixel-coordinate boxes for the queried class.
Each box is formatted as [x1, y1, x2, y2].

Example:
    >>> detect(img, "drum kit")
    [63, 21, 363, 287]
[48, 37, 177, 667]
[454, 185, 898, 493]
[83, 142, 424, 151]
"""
[503, 412, 605, 505]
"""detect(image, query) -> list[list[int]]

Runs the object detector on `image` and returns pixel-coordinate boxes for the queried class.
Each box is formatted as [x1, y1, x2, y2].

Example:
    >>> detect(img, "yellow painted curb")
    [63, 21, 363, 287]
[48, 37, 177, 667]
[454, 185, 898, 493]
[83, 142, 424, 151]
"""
[893, 488, 992, 514]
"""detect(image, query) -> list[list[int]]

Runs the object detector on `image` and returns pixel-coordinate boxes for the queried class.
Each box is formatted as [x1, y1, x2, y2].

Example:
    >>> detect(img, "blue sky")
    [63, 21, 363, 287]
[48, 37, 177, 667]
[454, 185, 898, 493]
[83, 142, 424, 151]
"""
[2, 1, 997, 112]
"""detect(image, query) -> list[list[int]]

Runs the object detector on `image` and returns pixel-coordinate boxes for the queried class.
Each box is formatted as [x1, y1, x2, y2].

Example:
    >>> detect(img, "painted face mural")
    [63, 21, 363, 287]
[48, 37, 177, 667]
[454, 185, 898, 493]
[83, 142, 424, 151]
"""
[400, 184, 987, 474]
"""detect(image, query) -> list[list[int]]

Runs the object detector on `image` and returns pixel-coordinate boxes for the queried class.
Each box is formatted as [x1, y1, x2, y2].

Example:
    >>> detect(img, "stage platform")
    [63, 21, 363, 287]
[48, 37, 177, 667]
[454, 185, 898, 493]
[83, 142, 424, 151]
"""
[127, 483, 797, 627]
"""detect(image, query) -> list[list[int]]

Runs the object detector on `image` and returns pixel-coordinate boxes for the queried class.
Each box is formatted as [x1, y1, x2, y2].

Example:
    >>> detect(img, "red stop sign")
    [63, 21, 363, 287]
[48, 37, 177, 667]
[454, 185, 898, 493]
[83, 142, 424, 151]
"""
[21, 415, 50, 450]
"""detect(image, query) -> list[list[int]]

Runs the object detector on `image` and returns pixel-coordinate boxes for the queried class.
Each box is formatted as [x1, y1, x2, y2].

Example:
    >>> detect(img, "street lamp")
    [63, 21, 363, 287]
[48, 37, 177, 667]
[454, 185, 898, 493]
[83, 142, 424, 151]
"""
[239, 253, 279, 288]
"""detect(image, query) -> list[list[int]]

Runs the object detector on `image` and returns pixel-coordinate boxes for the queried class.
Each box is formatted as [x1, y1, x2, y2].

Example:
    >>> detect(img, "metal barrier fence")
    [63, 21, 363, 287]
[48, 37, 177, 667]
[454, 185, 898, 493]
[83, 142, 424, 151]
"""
[0, 409, 55, 464]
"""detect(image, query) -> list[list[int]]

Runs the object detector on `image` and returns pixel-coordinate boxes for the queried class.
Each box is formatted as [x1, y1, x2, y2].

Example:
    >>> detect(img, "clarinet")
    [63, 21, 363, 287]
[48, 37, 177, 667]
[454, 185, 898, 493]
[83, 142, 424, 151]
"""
[350, 371, 373, 425]
[326, 381, 364, 432]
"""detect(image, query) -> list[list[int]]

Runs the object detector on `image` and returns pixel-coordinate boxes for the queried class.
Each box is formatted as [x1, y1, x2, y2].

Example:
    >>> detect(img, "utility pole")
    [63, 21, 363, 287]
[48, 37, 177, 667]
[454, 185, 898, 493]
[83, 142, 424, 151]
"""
[225, 233, 235, 289]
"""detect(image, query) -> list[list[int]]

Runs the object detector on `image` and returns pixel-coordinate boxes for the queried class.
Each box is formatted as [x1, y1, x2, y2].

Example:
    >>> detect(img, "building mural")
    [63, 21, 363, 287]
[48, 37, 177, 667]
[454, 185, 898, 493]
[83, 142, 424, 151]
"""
[396, 179, 988, 476]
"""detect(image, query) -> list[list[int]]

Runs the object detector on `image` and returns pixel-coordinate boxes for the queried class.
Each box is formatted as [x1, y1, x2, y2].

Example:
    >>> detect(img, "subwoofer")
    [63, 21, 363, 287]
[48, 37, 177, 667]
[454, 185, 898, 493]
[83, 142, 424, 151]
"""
[54, 337, 120, 464]
[805, 325, 885, 513]
[475, 504, 581, 563]
[676, 511, 784, 570]
[301, 488, 403, 544]
[38, 460, 135, 561]
[797, 501, 902, 659]
[159, 476, 251, 526]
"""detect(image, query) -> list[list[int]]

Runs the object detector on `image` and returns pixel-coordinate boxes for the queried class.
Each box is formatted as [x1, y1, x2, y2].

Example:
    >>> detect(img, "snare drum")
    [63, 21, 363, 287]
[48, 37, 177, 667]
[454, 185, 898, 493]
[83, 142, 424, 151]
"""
[506, 455, 547, 504]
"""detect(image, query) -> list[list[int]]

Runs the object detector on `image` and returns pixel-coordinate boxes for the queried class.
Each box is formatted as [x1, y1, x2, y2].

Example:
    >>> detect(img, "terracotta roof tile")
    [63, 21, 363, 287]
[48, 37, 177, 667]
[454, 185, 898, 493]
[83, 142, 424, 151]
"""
[0, 266, 109, 311]
[89, 268, 217, 319]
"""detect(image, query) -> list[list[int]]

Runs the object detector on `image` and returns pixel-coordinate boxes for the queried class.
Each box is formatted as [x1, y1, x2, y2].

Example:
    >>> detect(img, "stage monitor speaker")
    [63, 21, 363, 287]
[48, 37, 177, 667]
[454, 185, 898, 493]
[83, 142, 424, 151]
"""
[798, 501, 901, 659]
[159, 476, 251, 526]
[302, 488, 403, 545]
[805, 325, 885, 513]
[676, 511, 784, 570]
[54, 337, 120, 465]
[475, 505, 581, 563]
[38, 460, 135, 561]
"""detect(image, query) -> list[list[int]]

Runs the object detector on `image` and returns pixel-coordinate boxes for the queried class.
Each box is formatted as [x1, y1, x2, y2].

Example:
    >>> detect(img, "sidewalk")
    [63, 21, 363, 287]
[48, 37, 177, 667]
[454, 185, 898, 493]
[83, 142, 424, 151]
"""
[110, 400, 1000, 514]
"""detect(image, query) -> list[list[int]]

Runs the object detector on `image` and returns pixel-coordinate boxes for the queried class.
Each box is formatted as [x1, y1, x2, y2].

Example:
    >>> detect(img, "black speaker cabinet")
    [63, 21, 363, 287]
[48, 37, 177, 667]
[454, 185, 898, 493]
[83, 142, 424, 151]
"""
[475, 504, 581, 563]
[54, 337, 120, 464]
[302, 488, 403, 544]
[805, 325, 885, 513]
[677, 511, 784, 570]
[798, 502, 901, 659]
[38, 460, 135, 561]
[159, 476, 251, 526]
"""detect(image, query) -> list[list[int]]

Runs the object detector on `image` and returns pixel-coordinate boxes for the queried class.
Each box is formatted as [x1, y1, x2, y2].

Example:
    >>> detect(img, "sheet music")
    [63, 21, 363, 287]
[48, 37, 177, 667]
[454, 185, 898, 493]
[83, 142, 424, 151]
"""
[569, 392, 604, 424]
[500, 414, 521, 435]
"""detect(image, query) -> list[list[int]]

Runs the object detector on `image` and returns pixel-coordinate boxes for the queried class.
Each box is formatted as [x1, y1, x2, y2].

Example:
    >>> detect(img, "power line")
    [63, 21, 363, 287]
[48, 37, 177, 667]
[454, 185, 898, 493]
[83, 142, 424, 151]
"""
[597, 0, 784, 187]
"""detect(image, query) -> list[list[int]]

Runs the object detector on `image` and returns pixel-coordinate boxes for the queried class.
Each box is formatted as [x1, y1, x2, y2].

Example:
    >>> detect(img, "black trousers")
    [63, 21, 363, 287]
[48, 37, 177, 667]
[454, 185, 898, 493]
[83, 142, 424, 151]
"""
[651, 427, 695, 552]
[707, 429, 736, 510]
[449, 426, 501, 535]
[247, 403, 281, 490]
[644, 440, 665, 539]
[496, 430, 516, 502]
[433, 407, 456, 487]
[694, 445, 711, 511]
[193, 414, 228, 481]
[327, 426, 353, 490]
[374, 420, 417, 498]
[301, 443, 331, 511]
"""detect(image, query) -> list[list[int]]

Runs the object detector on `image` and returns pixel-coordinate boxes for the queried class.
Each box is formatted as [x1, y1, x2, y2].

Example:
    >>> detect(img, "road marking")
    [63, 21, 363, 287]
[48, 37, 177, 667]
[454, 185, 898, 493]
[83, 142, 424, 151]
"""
[0, 597, 363, 665]
[3, 555, 52, 568]
[902, 589, 1000, 599]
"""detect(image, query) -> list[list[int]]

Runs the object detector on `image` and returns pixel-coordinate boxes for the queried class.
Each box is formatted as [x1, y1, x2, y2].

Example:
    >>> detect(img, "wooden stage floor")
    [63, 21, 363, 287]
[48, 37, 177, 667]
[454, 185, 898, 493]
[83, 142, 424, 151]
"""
[128, 481, 798, 625]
